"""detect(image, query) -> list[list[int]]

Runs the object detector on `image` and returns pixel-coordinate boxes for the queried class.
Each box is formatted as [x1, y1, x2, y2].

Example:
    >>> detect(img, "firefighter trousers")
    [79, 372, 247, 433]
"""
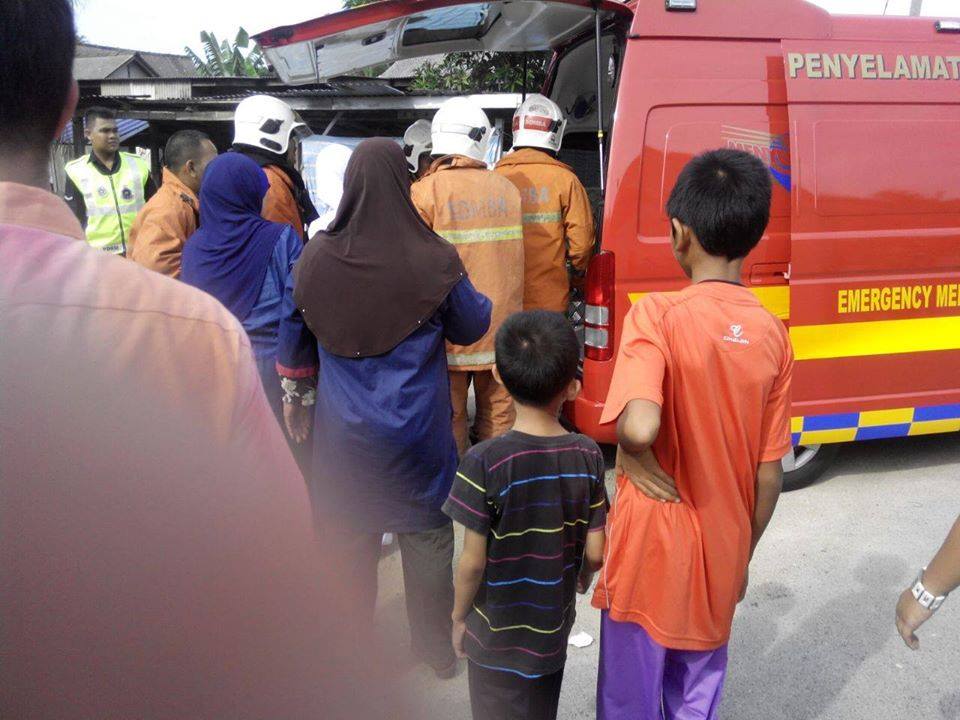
[449, 369, 515, 456]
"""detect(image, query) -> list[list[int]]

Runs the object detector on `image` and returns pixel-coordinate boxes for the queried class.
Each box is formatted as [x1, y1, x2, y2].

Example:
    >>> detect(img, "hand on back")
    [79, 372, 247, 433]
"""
[616, 447, 680, 503]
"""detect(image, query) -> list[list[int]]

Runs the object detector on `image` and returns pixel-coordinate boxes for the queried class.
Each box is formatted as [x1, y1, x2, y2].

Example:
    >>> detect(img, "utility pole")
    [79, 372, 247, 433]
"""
[910, 0, 923, 16]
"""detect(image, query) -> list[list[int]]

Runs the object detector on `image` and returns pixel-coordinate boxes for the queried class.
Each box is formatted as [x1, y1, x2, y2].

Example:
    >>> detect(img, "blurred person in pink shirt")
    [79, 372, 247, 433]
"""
[0, 3, 412, 718]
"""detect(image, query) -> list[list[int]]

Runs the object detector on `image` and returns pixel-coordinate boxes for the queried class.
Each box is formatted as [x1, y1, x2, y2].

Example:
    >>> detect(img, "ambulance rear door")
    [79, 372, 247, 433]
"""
[782, 40, 960, 445]
[254, 0, 632, 84]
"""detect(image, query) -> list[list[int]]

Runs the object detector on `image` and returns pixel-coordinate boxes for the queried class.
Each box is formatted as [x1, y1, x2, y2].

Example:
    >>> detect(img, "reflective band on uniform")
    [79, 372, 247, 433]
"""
[439, 226, 523, 245]
[522, 212, 562, 224]
[65, 152, 149, 254]
[447, 351, 497, 367]
[85, 205, 124, 218]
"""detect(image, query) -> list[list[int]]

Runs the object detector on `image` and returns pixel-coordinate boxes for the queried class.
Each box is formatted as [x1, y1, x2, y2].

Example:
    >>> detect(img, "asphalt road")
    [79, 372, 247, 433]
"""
[373, 432, 959, 719]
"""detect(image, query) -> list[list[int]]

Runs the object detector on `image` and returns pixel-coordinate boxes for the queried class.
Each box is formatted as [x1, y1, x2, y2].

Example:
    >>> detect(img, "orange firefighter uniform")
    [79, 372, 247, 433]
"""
[495, 147, 595, 313]
[128, 168, 199, 279]
[411, 155, 524, 454]
[262, 166, 306, 240]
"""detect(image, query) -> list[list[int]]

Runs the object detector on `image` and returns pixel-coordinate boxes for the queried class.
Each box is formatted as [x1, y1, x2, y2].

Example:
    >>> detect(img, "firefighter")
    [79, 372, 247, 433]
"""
[496, 94, 595, 314]
[128, 130, 218, 278]
[411, 97, 524, 455]
[64, 106, 157, 255]
[403, 119, 433, 180]
[232, 95, 318, 240]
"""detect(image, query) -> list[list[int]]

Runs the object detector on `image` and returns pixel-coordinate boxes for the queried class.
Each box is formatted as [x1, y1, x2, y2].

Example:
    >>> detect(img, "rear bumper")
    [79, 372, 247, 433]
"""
[565, 394, 618, 445]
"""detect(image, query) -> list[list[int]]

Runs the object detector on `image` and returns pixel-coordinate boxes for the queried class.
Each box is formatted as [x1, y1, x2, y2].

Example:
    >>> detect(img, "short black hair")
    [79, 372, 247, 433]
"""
[495, 311, 579, 408]
[84, 107, 117, 128]
[164, 130, 213, 170]
[665, 149, 772, 260]
[0, 0, 75, 150]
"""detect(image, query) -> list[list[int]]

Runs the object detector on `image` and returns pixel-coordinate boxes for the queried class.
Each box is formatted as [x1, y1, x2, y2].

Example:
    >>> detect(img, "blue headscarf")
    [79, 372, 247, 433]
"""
[182, 153, 287, 320]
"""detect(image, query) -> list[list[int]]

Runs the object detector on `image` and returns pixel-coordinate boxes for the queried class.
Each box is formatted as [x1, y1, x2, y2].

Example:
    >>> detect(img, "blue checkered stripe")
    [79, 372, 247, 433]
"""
[791, 403, 960, 447]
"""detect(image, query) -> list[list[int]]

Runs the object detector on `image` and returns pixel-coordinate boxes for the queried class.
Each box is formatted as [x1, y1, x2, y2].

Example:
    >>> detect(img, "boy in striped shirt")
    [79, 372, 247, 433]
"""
[443, 310, 607, 720]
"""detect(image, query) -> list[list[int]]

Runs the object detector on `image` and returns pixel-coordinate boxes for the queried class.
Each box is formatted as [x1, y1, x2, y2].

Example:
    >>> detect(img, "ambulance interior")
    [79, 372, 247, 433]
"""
[545, 29, 626, 221]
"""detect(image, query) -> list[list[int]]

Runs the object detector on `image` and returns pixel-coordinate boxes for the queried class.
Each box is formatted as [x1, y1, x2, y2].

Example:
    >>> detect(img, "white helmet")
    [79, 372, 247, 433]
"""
[403, 119, 433, 174]
[234, 95, 310, 156]
[511, 94, 566, 154]
[431, 97, 492, 163]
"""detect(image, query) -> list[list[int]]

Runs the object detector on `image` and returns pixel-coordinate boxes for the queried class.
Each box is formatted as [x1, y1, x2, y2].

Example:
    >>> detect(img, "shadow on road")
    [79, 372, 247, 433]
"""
[815, 433, 960, 488]
[725, 554, 909, 720]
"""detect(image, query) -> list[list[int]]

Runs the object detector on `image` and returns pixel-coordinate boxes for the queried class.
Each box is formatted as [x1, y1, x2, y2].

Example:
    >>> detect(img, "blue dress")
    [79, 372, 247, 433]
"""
[310, 276, 491, 533]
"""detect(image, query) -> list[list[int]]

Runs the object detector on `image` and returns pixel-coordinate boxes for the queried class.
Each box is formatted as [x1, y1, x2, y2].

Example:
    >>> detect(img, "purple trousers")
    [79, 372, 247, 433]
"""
[597, 612, 728, 720]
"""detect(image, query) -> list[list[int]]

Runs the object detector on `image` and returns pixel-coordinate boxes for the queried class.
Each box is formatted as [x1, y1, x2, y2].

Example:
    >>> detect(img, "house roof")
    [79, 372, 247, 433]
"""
[75, 43, 198, 79]
[74, 55, 140, 81]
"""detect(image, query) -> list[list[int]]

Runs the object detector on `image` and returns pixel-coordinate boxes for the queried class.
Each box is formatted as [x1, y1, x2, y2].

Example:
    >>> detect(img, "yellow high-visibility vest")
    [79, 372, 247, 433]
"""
[65, 152, 151, 255]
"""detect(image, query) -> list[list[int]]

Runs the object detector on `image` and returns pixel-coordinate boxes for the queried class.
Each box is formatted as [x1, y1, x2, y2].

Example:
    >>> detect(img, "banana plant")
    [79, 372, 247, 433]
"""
[186, 28, 268, 78]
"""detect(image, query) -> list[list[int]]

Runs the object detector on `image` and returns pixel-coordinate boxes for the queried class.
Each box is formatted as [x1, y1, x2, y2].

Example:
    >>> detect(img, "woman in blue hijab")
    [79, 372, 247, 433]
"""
[182, 153, 317, 465]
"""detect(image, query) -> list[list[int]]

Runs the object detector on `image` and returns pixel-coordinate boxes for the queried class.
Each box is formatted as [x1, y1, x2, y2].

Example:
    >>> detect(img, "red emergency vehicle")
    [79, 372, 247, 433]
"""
[256, 0, 960, 488]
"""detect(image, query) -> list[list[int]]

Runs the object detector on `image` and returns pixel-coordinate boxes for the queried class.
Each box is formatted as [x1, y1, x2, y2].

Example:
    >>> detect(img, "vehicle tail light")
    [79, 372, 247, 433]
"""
[584, 250, 615, 361]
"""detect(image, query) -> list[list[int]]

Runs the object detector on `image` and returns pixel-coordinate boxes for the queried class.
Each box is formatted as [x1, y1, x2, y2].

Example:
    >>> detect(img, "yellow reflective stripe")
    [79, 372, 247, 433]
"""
[439, 226, 523, 245]
[628, 286, 790, 320]
[798, 428, 857, 445]
[858, 408, 915, 427]
[790, 316, 960, 361]
[790, 417, 804, 433]
[523, 212, 562, 224]
[448, 351, 496, 367]
[909, 419, 960, 436]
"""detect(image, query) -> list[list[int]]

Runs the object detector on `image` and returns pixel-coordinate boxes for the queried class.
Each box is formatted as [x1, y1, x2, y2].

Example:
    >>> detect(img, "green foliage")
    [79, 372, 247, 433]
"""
[410, 52, 549, 93]
[186, 28, 268, 78]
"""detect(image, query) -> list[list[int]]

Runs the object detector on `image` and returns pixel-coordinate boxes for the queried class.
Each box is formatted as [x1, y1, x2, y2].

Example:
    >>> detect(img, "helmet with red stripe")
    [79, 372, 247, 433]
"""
[511, 94, 566, 154]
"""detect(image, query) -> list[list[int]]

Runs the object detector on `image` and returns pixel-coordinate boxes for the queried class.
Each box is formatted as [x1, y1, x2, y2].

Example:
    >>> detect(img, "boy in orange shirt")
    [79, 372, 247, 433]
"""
[592, 149, 793, 719]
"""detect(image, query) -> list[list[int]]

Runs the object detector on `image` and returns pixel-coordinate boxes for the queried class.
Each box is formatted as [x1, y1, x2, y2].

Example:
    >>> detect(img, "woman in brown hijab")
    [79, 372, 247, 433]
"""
[294, 138, 491, 679]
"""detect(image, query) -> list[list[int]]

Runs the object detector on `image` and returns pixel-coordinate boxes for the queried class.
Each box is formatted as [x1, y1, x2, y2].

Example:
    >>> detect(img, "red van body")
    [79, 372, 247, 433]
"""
[257, 0, 960, 481]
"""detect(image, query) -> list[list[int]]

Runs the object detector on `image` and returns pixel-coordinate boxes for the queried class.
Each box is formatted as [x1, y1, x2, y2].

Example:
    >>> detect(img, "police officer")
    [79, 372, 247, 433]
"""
[64, 107, 156, 255]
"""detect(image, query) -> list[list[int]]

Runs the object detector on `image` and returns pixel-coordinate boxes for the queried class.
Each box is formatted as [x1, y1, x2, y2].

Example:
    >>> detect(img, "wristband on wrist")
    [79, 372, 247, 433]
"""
[911, 568, 948, 612]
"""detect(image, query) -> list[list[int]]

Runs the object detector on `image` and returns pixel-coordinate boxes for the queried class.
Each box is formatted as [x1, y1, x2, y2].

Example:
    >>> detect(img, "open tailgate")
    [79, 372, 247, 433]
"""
[254, 0, 632, 84]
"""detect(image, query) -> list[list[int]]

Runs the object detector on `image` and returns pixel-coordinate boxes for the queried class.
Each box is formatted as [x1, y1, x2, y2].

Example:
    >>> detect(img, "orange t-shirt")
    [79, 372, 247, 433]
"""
[592, 281, 793, 651]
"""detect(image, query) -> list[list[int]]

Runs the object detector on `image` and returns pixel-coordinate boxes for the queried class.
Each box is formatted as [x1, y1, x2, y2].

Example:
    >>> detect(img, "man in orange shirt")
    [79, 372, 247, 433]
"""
[411, 98, 524, 455]
[592, 149, 793, 719]
[232, 95, 318, 240]
[128, 130, 218, 277]
[495, 95, 594, 313]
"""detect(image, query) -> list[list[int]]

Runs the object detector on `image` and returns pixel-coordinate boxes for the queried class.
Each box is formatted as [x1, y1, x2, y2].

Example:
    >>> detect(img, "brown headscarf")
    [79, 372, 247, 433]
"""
[293, 138, 465, 358]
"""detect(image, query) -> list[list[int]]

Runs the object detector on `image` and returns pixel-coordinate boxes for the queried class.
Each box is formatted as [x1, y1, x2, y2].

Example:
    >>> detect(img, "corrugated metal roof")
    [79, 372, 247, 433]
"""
[60, 119, 150, 144]
[199, 79, 405, 101]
